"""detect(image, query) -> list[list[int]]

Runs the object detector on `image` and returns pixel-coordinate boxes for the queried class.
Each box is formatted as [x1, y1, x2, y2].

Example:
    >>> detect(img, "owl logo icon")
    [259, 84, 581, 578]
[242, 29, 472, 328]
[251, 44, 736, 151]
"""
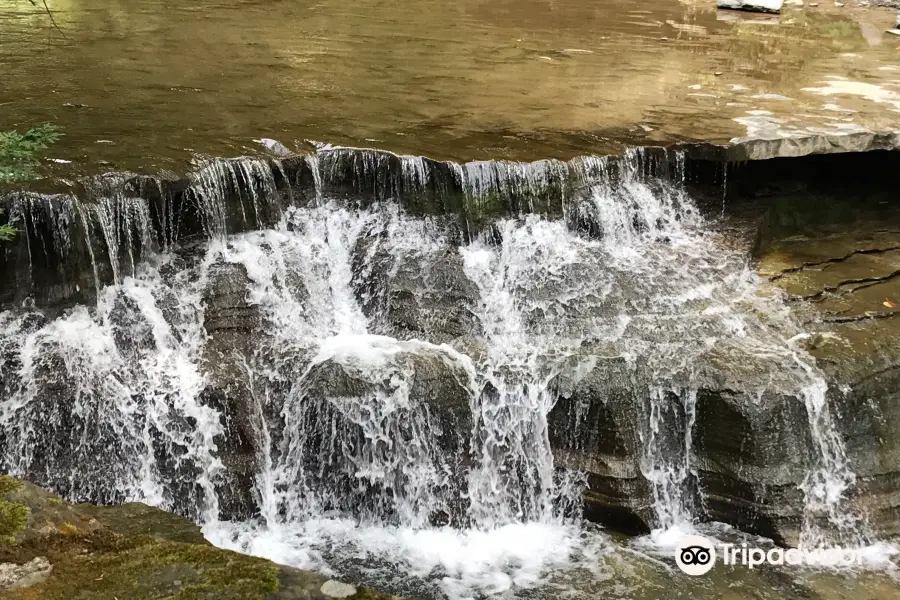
[675, 535, 716, 575]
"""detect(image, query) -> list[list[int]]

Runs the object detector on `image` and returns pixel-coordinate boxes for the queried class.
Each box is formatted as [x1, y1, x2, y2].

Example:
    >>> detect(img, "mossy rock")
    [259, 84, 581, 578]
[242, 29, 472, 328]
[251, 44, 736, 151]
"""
[0, 477, 29, 543]
[0, 477, 404, 600]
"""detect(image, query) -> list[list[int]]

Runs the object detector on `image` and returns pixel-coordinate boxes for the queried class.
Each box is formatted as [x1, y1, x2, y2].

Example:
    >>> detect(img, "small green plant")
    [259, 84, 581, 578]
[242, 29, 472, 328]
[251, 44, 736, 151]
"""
[0, 123, 59, 241]
[0, 210, 14, 242]
[0, 123, 59, 183]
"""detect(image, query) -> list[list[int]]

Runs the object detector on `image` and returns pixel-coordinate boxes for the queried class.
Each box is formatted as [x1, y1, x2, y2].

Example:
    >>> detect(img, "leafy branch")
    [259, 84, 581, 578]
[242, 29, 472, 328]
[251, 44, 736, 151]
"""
[0, 124, 60, 241]
[0, 211, 16, 243]
[0, 124, 59, 184]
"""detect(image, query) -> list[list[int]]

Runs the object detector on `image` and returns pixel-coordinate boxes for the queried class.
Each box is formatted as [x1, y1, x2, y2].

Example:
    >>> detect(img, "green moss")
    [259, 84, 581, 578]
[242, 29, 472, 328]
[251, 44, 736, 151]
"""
[0, 499, 30, 543]
[462, 190, 505, 233]
[0, 477, 402, 600]
[57, 522, 79, 536]
[400, 189, 442, 216]
[0, 124, 60, 184]
[16, 535, 279, 600]
[0, 475, 30, 543]
[0, 475, 23, 496]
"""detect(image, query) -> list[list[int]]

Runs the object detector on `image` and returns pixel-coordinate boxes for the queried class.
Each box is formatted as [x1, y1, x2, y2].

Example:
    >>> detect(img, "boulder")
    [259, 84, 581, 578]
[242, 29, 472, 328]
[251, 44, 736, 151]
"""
[281, 338, 474, 526]
[0, 475, 403, 599]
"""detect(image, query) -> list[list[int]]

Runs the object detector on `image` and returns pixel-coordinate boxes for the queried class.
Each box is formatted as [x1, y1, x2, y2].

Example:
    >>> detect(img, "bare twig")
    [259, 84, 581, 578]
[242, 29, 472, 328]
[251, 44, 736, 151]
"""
[28, 0, 66, 38]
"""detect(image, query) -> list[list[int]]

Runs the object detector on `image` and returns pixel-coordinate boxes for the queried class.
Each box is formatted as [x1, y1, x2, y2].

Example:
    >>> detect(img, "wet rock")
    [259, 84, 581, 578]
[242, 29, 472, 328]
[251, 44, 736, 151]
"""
[0, 193, 97, 308]
[548, 342, 817, 545]
[548, 351, 656, 534]
[203, 261, 260, 338]
[727, 131, 900, 162]
[255, 138, 293, 157]
[757, 211, 900, 543]
[0, 334, 145, 509]
[289, 341, 474, 525]
[318, 147, 405, 203]
[108, 291, 157, 361]
[187, 157, 287, 236]
[692, 350, 814, 546]
[801, 319, 900, 541]
[351, 222, 482, 345]
[315, 147, 465, 216]
[200, 261, 264, 521]
[830, 362, 900, 540]
[717, 0, 784, 12]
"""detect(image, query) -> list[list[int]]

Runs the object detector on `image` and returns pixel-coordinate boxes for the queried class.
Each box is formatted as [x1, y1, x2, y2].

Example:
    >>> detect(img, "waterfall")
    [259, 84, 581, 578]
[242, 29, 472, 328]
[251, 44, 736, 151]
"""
[461, 218, 592, 527]
[640, 387, 698, 535]
[0, 259, 222, 522]
[189, 157, 280, 238]
[0, 146, 885, 599]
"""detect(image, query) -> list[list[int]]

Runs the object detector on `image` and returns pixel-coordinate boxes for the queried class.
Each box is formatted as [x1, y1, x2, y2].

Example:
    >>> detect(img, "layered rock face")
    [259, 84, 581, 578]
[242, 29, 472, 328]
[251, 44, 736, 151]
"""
[751, 187, 900, 544]
[547, 343, 820, 544]
[1, 147, 899, 560]
[543, 153, 900, 546]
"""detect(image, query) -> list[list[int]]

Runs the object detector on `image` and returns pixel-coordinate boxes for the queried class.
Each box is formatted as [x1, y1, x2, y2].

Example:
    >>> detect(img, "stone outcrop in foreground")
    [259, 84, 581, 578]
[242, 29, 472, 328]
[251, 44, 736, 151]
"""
[0, 476, 399, 600]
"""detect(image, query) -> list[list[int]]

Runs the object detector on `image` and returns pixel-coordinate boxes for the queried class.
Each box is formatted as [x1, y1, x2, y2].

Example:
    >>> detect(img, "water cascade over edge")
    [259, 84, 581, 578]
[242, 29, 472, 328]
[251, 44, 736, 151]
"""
[0, 145, 891, 598]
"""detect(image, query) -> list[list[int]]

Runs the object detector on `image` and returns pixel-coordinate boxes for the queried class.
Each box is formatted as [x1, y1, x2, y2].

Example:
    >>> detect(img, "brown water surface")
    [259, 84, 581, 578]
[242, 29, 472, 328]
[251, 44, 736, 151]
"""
[1, 0, 897, 175]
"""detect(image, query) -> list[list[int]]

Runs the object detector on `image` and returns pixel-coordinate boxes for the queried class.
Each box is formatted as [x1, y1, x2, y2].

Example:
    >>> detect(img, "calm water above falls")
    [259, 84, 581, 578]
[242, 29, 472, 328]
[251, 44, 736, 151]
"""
[0, 0, 883, 174]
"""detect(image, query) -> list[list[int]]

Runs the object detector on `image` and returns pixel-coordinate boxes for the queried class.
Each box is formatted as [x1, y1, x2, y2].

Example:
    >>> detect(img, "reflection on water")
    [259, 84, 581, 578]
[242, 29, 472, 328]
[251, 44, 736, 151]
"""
[0, 0, 886, 174]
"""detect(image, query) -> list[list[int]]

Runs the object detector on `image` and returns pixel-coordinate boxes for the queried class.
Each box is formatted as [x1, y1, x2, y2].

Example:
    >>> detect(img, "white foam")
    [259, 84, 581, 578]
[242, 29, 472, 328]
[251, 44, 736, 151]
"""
[206, 519, 587, 599]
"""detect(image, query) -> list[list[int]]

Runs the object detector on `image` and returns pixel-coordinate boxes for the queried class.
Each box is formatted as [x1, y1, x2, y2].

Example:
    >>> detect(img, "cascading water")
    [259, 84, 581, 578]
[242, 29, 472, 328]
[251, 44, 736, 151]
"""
[0, 258, 222, 522]
[639, 387, 699, 537]
[795, 366, 870, 548]
[189, 156, 280, 238]
[0, 145, 887, 599]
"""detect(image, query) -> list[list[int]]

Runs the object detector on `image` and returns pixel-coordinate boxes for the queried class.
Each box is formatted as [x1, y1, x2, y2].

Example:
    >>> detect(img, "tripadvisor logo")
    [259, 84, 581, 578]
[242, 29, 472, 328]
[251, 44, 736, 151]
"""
[675, 535, 866, 575]
[675, 535, 716, 575]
